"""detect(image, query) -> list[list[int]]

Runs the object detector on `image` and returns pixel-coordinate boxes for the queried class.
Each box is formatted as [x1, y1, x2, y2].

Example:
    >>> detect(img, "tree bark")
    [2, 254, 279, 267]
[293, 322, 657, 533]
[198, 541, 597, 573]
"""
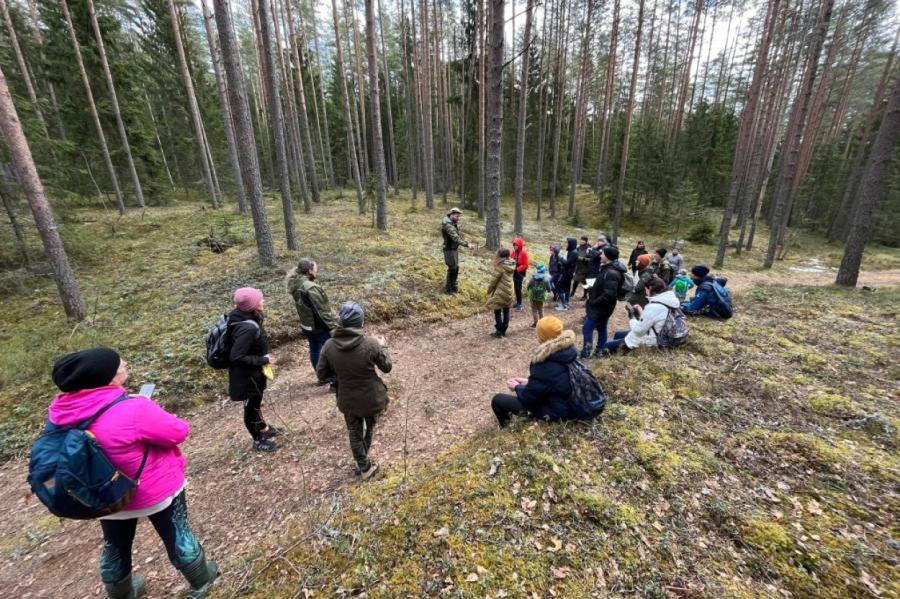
[549, 0, 570, 217]
[418, 0, 435, 208]
[308, 5, 336, 188]
[566, 0, 595, 218]
[836, 75, 900, 286]
[24, 0, 65, 139]
[484, 0, 504, 250]
[0, 0, 50, 140]
[331, 0, 365, 212]
[213, 0, 275, 265]
[595, 0, 620, 198]
[512, 0, 534, 234]
[377, 0, 399, 192]
[611, 0, 644, 245]
[0, 175, 29, 266]
[86, 0, 145, 208]
[669, 0, 703, 145]
[477, 0, 486, 218]
[0, 64, 85, 319]
[365, 0, 388, 230]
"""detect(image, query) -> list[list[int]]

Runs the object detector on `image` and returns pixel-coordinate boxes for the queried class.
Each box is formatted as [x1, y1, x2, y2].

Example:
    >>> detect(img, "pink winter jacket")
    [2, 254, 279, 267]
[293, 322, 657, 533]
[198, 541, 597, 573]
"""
[48, 385, 190, 510]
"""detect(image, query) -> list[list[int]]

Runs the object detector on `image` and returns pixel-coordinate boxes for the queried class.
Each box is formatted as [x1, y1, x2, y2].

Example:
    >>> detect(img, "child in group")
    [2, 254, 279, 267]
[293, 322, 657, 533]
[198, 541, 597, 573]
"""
[487, 248, 516, 338]
[527, 264, 554, 327]
[671, 269, 695, 303]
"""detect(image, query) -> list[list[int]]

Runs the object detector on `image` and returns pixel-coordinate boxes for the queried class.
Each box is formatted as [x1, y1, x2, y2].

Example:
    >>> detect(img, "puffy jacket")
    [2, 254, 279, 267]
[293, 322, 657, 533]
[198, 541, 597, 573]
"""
[624, 290, 681, 348]
[286, 269, 338, 334]
[441, 216, 469, 251]
[227, 309, 269, 400]
[317, 327, 392, 418]
[48, 386, 189, 510]
[511, 238, 530, 274]
[586, 261, 626, 320]
[548, 246, 563, 277]
[514, 331, 592, 421]
[487, 259, 517, 310]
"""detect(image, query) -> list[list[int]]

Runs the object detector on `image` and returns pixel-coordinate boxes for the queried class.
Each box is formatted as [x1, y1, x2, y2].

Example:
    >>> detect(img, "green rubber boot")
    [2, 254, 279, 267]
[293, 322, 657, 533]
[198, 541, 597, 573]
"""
[180, 549, 219, 599]
[103, 573, 145, 599]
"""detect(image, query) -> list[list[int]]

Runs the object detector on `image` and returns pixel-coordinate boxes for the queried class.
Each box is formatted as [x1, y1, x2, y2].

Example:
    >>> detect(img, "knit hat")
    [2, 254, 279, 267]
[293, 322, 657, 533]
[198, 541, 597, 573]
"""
[339, 301, 365, 328]
[536, 316, 564, 343]
[234, 287, 264, 312]
[52, 347, 121, 392]
[655, 248, 667, 258]
[636, 254, 651, 269]
[601, 246, 619, 261]
[536, 263, 547, 274]
[597, 234, 608, 243]
[692, 265, 710, 278]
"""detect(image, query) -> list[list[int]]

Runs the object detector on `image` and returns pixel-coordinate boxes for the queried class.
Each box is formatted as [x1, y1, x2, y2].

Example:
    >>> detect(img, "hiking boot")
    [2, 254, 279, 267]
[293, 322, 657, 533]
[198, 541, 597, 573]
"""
[490, 331, 503, 339]
[259, 426, 283, 439]
[104, 573, 145, 599]
[591, 349, 611, 360]
[179, 549, 219, 599]
[254, 438, 278, 452]
[580, 344, 593, 359]
[359, 463, 380, 481]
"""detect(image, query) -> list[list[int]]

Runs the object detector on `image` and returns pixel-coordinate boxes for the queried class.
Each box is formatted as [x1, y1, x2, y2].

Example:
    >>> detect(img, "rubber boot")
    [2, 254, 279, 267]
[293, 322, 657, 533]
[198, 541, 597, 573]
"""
[180, 549, 219, 599]
[104, 573, 145, 599]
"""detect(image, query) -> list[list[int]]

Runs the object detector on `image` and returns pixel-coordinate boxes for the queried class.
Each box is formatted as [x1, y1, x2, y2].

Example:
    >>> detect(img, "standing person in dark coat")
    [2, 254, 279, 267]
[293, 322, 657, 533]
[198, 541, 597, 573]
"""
[548, 244, 563, 302]
[583, 246, 626, 358]
[316, 302, 392, 480]
[286, 258, 338, 388]
[556, 237, 578, 311]
[572, 236, 591, 300]
[653, 248, 675, 285]
[227, 288, 280, 452]
[628, 241, 648, 277]
[441, 207, 472, 294]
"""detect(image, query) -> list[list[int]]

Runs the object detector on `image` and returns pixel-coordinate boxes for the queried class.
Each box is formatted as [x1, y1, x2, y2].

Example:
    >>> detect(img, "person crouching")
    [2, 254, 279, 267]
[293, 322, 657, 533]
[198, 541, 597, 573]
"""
[316, 302, 392, 480]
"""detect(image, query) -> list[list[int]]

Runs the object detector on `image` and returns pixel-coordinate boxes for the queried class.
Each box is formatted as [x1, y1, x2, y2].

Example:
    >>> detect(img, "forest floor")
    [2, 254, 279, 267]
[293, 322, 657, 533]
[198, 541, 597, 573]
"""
[0, 192, 898, 597]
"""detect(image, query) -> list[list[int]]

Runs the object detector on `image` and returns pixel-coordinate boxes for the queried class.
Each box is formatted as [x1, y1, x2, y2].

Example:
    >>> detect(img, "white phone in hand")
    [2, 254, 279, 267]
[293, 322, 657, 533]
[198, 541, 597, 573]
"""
[138, 383, 155, 398]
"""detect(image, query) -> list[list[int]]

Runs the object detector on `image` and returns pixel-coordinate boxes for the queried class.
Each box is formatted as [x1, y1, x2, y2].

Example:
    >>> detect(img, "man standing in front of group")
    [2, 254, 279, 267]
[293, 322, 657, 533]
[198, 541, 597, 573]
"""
[287, 259, 338, 387]
[441, 207, 471, 294]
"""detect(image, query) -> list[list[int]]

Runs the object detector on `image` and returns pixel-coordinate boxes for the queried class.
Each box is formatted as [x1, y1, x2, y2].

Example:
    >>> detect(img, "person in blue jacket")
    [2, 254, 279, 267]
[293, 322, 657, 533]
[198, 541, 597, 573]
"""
[490, 317, 603, 426]
[682, 265, 733, 319]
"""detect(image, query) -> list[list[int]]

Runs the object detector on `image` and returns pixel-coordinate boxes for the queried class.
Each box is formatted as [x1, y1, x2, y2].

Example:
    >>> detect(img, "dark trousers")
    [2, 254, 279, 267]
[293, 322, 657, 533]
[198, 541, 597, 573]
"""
[444, 249, 460, 292]
[494, 308, 510, 334]
[344, 413, 377, 470]
[244, 393, 266, 440]
[582, 314, 611, 354]
[99, 491, 201, 583]
[307, 330, 331, 370]
[513, 272, 524, 306]
[491, 393, 527, 427]
[602, 330, 631, 354]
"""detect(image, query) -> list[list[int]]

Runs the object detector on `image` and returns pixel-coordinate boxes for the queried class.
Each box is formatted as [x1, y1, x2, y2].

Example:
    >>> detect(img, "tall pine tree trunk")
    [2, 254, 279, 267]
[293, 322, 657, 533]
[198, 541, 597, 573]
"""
[331, 0, 365, 212]
[377, 0, 398, 193]
[309, 7, 336, 188]
[0, 0, 50, 140]
[0, 64, 85, 319]
[477, 0, 486, 218]
[595, 0, 619, 197]
[512, 0, 534, 234]
[213, 0, 275, 265]
[365, 0, 388, 230]
[611, 0, 644, 245]
[549, 0, 570, 217]
[418, 0, 436, 208]
[484, 0, 504, 250]
[567, 0, 594, 218]
[86, 0, 145, 208]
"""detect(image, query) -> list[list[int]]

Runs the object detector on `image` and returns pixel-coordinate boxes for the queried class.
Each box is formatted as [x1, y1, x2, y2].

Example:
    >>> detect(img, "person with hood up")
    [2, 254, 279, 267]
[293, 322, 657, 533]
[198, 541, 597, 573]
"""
[490, 317, 606, 426]
[557, 237, 578, 310]
[510, 237, 530, 311]
[600, 276, 681, 355]
[48, 348, 218, 599]
[548, 244, 563, 301]
[487, 248, 516, 338]
[286, 258, 338, 385]
[583, 246, 627, 358]
[682, 265, 733, 319]
[316, 302, 393, 480]
[228, 287, 281, 452]
[627, 241, 648, 277]
[441, 207, 472, 294]
[526, 263, 554, 327]
[572, 236, 591, 300]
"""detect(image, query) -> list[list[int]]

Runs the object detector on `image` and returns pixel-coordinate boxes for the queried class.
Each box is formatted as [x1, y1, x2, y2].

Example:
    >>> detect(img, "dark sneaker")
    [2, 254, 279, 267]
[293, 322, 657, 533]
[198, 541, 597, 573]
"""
[254, 439, 279, 452]
[259, 426, 284, 439]
[360, 463, 380, 481]
[491, 331, 503, 338]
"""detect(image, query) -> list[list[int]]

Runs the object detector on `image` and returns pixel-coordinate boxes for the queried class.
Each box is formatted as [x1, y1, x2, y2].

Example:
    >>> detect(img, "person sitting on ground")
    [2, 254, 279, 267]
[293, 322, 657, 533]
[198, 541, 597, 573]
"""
[287, 258, 338, 390]
[583, 246, 626, 358]
[653, 248, 674, 284]
[627, 240, 648, 277]
[670, 269, 695, 302]
[548, 244, 563, 302]
[228, 288, 281, 452]
[601, 276, 681, 356]
[487, 248, 516, 338]
[316, 302, 392, 481]
[527, 263, 554, 327]
[572, 235, 591, 300]
[626, 253, 654, 308]
[557, 237, 577, 310]
[682, 265, 734, 319]
[668, 246, 684, 273]
[48, 348, 218, 599]
[511, 237, 530, 311]
[490, 317, 606, 427]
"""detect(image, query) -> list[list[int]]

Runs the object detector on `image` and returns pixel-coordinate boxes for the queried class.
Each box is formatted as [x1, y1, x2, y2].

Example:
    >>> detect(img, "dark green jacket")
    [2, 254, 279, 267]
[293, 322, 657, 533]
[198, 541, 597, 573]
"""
[286, 269, 338, 334]
[317, 327, 392, 418]
[441, 216, 469, 251]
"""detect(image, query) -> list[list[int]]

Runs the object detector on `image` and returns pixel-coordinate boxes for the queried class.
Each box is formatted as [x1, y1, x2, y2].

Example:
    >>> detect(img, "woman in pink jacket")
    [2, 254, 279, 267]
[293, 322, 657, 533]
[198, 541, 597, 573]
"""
[49, 348, 217, 599]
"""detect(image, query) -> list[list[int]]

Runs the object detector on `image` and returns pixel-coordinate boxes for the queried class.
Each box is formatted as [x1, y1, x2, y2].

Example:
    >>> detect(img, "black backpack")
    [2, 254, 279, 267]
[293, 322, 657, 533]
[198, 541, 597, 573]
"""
[205, 315, 259, 369]
[566, 359, 607, 419]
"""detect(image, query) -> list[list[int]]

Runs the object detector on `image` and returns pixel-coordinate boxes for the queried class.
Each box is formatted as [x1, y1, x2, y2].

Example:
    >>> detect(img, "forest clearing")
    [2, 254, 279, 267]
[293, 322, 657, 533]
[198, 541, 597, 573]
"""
[1, 0, 899, 596]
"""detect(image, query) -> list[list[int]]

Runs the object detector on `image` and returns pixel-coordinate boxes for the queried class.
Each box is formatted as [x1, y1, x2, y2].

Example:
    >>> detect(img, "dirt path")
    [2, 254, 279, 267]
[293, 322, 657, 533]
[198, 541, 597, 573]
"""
[1, 269, 897, 598]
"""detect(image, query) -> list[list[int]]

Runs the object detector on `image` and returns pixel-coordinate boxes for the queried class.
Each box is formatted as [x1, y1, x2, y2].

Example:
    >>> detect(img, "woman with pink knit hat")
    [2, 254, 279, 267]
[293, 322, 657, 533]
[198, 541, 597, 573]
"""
[227, 287, 280, 452]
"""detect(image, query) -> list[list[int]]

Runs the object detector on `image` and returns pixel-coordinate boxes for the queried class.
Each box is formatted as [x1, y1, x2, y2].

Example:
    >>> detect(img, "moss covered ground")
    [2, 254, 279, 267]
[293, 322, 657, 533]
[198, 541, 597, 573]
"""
[234, 284, 899, 599]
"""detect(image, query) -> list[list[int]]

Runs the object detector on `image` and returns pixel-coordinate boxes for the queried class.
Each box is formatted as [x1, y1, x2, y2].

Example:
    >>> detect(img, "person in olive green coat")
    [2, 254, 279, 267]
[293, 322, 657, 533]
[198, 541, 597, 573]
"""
[286, 259, 338, 384]
[316, 302, 392, 480]
[487, 248, 516, 338]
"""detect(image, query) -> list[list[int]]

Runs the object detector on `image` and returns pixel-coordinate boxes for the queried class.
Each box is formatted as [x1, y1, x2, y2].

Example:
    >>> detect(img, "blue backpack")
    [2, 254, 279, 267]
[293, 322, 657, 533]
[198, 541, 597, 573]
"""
[711, 279, 734, 319]
[27, 395, 149, 520]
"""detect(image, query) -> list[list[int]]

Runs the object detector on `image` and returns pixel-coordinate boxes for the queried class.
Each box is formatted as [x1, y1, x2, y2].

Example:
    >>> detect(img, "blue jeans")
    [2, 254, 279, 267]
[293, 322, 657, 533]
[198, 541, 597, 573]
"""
[582, 315, 609, 353]
[603, 330, 629, 353]
[307, 330, 331, 370]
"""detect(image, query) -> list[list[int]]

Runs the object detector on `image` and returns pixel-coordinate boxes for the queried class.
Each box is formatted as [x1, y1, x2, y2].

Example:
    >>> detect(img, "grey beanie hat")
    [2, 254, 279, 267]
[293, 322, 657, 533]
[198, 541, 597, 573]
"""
[339, 301, 365, 328]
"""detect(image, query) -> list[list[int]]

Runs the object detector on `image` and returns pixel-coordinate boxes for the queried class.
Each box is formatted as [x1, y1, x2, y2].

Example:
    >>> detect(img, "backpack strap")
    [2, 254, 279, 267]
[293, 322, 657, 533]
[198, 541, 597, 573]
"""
[77, 393, 151, 481]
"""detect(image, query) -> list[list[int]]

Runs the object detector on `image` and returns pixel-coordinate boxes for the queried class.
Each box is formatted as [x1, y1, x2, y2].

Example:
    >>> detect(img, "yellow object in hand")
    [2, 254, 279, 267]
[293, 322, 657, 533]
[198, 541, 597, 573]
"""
[262, 364, 274, 380]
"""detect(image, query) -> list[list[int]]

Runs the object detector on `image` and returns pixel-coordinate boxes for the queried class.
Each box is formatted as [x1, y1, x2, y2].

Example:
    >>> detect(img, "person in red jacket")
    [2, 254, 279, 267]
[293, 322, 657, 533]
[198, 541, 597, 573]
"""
[510, 237, 530, 311]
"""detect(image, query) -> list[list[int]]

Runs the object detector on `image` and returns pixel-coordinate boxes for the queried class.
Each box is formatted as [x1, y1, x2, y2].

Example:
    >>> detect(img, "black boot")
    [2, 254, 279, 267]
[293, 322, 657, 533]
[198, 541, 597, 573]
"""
[580, 343, 592, 359]
[180, 549, 219, 599]
[104, 574, 145, 599]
